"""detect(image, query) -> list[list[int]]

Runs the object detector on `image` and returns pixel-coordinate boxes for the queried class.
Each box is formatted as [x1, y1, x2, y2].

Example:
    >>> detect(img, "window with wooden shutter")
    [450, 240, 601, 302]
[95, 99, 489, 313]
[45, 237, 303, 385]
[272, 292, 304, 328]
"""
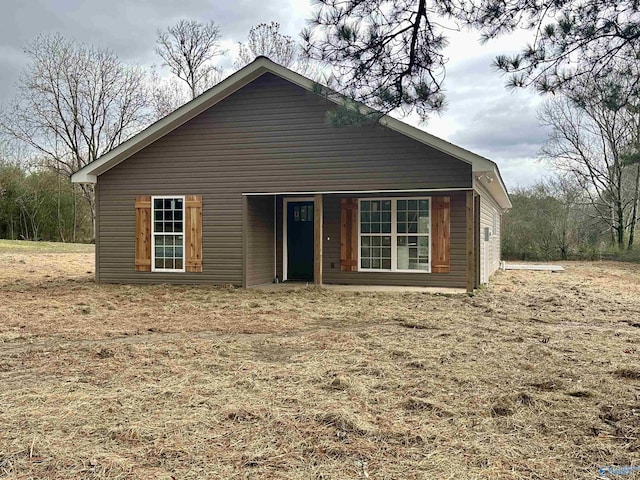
[340, 198, 358, 272]
[431, 196, 451, 273]
[135, 195, 152, 272]
[135, 195, 202, 273]
[185, 195, 203, 273]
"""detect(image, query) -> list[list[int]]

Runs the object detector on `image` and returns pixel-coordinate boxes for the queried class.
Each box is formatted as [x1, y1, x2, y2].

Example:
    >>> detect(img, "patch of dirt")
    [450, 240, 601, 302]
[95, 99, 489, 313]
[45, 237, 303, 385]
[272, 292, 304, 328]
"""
[1, 246, 640, 479]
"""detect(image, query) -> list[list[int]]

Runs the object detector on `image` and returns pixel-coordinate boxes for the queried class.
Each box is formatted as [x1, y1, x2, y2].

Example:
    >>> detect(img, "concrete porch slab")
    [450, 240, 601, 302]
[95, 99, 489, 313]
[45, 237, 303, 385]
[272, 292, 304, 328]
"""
[250, 282, 466, 295]
[502, 263, 564, 272]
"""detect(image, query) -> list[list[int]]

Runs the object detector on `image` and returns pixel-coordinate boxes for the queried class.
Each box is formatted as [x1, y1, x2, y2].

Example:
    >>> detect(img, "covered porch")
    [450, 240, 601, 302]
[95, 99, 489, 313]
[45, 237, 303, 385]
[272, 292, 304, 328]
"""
[242, 190, 477, 291]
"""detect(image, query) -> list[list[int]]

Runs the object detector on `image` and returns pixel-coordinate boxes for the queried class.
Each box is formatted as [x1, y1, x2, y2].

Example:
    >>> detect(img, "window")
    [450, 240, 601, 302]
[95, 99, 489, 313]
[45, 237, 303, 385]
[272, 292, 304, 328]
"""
[293, 205, 314, 222]
[359, 198, 431, 272]
[152, 196, 185, 272]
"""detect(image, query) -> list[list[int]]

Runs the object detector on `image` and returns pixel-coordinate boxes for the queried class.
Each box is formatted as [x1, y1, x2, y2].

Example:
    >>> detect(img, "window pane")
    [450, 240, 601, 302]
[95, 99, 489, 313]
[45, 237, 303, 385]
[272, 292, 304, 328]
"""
[154, 199, 163, 210]
[360, 235, 391, 270]
[300, 206, 306, 221]
[408, 200, 417, 210]
[408, 222, 417, 234]
[382, 200, 391, 211]
[397, 200, 406, 210]
[371, 223, 380, 233]
[361, 223, 370, 233]
[154, 222, 163, 233]
[175, 258, 183, 270]
[175, 199, 183, 210]
[419, 200, 429, 211]
[418, 236, 429, 256]
[175, 221, 183, 233]
[361, 201, 370, 212]
[155, 259, 165, 269]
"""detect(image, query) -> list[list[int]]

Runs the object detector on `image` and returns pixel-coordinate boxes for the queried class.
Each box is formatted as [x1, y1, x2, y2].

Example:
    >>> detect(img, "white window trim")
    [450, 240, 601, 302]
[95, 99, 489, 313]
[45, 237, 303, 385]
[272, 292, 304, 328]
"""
[151, 195, 186, 273]
[282, 196, 315, 282]
[357, 197, 432, 274]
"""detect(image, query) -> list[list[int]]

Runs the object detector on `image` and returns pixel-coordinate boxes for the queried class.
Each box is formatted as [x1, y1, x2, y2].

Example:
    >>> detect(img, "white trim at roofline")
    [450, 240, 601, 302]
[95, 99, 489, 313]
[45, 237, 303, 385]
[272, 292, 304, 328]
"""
[242, 187, 473, 196]
[71, 56, 510, 209]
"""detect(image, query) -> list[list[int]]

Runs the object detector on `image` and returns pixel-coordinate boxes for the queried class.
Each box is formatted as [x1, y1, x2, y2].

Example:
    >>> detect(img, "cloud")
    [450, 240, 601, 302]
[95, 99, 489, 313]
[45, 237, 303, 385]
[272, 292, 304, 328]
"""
[0, 0, 312, 101]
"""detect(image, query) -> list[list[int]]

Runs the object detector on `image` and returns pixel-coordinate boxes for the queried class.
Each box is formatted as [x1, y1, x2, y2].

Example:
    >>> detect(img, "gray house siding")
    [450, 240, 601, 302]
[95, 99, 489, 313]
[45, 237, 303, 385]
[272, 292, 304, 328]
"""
[96, 72, 472, 285]
[476, 182, 503, 284]
[245, 195, 275, 286]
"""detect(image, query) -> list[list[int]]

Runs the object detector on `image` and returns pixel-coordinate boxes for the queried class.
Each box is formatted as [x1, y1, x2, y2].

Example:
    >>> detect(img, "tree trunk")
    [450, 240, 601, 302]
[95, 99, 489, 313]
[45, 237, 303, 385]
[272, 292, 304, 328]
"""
[628, 165, 640, 250]
[616, 199, 625, 250]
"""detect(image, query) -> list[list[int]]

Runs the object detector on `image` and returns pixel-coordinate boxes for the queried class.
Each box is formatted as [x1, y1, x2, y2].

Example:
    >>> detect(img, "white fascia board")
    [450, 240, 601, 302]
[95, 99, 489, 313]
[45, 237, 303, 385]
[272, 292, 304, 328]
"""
[473, 169, 512, 210]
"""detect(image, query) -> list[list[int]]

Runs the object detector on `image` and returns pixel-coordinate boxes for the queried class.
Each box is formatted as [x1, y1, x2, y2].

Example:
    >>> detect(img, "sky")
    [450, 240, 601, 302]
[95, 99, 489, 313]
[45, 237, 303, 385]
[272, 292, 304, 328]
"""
[0, 0, 550, 189]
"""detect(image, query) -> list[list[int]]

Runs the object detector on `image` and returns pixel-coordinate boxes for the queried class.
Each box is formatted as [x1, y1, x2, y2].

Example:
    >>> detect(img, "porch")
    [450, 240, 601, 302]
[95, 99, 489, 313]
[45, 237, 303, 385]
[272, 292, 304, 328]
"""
[242, 190, 476, 291]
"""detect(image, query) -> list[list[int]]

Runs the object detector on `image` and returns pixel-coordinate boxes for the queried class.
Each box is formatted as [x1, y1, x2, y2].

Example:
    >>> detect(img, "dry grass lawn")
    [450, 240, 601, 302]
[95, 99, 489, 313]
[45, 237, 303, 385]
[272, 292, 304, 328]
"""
[1, 240, 639, 479]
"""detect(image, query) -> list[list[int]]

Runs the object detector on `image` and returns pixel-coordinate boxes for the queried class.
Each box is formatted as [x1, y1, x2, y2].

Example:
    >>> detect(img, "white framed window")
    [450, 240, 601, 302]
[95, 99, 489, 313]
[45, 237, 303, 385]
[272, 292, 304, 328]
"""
[358, 198, 431, 273]
[152, 196, 185, 272]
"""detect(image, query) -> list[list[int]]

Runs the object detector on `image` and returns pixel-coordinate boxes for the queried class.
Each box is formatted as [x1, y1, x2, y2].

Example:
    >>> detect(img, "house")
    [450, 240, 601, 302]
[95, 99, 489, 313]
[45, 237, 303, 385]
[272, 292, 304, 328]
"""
[71, 57, 511, 292]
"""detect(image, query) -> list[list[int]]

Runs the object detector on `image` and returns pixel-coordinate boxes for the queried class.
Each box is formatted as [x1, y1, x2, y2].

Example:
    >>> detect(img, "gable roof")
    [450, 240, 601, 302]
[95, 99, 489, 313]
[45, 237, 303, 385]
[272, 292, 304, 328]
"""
[71, 56, 511, 209]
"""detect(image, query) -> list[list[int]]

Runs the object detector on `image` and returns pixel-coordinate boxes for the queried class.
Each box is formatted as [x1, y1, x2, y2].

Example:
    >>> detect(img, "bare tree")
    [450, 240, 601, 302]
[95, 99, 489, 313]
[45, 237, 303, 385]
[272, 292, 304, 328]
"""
[0, 34, 150, 233]
[235, 22, 307, 71]
[539, 76, 640, 250]
[148, 68, 190, 120]
[156, 20, 225, 99]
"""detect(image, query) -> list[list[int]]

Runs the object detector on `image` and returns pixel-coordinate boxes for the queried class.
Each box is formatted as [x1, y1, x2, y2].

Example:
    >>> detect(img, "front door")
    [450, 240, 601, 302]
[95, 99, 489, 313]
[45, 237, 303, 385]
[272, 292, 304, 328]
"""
[287, 201, 314, 281]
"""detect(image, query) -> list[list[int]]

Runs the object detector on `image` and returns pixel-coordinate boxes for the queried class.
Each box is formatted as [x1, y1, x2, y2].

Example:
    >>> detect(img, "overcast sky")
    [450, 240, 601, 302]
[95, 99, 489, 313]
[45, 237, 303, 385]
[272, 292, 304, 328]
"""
[0, 0, 549, 188]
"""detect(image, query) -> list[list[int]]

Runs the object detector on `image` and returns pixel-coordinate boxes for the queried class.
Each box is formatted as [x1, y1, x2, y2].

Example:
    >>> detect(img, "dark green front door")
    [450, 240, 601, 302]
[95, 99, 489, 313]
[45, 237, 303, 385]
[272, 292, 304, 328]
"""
[287, 201, 314, 281]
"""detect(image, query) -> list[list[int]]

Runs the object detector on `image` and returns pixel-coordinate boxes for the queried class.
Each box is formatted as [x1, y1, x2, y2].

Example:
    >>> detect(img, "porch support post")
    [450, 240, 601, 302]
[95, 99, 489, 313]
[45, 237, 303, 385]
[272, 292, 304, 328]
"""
[466, 190, 475, 293]
[314, 193, 323, 285]
[242, 195, 248, 288]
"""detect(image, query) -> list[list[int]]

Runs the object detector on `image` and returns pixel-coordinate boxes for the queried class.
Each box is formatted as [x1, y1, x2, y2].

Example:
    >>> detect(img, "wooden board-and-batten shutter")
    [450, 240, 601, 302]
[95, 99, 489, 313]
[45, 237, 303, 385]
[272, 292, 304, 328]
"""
[185, 195, 203, 272]
[431, 196, 451, 273]
[340, 198, 358, 272]
[135, 195, 152, 272]
[135, 195, 203, 273]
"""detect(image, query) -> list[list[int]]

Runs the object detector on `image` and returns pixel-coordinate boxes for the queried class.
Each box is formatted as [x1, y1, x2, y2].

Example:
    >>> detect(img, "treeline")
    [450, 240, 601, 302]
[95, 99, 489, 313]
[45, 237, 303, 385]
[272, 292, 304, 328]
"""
[0, 163, 92, 242]
[503, 175, 640, 262]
